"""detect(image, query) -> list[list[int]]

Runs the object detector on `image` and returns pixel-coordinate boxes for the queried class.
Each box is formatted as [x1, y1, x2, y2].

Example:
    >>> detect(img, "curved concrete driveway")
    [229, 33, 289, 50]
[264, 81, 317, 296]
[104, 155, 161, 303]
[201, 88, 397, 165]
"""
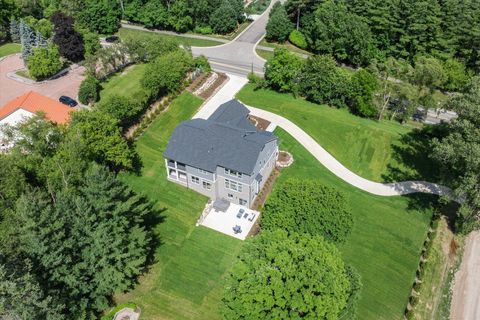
[191, 0, 277, 76]
[244, 105, 452, 197]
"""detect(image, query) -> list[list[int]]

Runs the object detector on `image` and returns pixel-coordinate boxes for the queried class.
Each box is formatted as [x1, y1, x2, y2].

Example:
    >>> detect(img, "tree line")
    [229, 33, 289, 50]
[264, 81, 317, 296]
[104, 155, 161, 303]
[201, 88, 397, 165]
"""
[266, 0, 478, 92]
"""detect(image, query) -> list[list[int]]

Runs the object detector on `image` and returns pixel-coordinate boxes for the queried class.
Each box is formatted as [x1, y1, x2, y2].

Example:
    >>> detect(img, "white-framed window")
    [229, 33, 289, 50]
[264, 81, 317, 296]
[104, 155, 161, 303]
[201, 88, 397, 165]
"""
[191, 176, 200, 184]
[228, 193, 234, 199]
[225, 168, 242, 179]
[239, 198, 247, 206]
[198, 168, 209, 175]
[225, 179, 243, 192]
[203, 181, 211, 190]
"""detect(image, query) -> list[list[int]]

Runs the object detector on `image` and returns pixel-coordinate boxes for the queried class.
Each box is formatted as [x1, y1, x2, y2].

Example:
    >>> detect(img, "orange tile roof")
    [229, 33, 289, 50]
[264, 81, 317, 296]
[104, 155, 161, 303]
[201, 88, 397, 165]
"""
[0, 91, 72, 124]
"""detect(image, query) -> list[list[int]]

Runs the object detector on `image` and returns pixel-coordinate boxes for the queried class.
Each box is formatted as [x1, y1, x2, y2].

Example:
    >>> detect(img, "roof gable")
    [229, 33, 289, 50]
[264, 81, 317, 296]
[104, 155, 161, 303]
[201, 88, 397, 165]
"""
[164, 100, 277, 174]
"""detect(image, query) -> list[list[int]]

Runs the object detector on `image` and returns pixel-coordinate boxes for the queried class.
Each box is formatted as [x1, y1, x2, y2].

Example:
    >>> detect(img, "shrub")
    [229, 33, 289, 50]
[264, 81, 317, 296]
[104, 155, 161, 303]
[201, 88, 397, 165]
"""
[262, 179, 353, 243]
[194, 55, 211, 72]
[27, 44, 63, 80]
[194, 25, 213, 35]
[96, 95, 144, 129]
[289, 29, 307, 49]
[78, 75, 100, 105]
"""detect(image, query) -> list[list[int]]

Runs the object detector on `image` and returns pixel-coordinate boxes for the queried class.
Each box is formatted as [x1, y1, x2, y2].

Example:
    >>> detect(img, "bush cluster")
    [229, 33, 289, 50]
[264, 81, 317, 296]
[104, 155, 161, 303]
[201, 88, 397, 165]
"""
[78, 75, 100, 105]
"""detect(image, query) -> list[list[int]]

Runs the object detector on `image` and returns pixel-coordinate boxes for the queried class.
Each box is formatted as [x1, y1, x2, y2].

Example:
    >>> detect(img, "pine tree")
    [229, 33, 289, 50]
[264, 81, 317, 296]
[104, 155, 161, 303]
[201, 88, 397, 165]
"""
[16, 164, 153, 317]
[35, 31, 47, 48]
[19, 20, 36, 61]
[9, 19, 20, 43]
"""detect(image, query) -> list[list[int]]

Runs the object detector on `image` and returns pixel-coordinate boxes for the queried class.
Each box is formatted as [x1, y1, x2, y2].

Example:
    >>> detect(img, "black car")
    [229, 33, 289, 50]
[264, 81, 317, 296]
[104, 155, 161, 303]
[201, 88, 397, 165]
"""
[105, 35, 119, 43]
[59, 96, 78, 107]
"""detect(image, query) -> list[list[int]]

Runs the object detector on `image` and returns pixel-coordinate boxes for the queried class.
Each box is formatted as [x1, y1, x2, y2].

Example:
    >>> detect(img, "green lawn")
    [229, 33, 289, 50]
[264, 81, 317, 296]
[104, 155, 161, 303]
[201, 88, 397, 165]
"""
[99, 64, 148, 101]
[114, 92, 243, 319]
[256, 48, 273, 60]
[117, 28, 223, 47]
[0, 43, 21, 58]
[237, 84, 429, 182]
[274, 128, 433, 319]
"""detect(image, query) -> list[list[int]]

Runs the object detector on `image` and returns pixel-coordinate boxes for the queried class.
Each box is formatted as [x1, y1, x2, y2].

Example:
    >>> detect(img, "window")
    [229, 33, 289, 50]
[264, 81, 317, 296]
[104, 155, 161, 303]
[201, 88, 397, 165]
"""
[191, 176, 200, 184]
[228, 193, 234, 199]
[225, 168, 242, 179]
[198, 168, 209, 174]
[225, 179, 243, 192]
[239, 198, 247, 206]
[203, 181, 211, 190]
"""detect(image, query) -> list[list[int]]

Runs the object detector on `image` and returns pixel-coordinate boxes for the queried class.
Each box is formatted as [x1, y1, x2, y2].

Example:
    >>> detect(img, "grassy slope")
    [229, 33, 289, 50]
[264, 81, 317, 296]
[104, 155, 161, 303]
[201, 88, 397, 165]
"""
[115, 93, 243, 319]
[275, 128, 433, 319]
[237, 84, 425, 182]
[117, 28, 223, 47]
[0, 43, 21, 58]
[99, 64, 148, 101]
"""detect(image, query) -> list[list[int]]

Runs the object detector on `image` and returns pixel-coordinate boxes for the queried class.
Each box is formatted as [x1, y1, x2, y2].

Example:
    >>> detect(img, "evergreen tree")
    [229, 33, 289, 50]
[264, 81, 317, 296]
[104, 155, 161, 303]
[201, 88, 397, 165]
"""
[9, 18, 20, 43]
[35, 30, 47, 47]
[19, 20, 36, 61]
[16, 165, 153, 317]
[265, 3, 294, 43]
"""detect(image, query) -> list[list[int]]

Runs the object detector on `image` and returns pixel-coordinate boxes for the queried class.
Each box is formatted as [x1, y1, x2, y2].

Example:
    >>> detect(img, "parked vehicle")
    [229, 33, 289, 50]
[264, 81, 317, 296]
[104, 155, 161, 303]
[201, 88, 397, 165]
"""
[105, 36, 119, 43]
[59, 96, 78, 107]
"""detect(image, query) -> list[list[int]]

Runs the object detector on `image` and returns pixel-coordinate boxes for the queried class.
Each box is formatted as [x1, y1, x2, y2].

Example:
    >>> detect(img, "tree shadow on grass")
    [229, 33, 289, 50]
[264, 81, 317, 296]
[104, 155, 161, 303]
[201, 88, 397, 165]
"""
[382, 125, 448, 184]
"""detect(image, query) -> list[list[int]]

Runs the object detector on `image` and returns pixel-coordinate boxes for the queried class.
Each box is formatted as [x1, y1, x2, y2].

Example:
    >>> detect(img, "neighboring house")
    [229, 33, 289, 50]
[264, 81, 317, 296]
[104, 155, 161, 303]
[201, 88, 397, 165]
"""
[0, 91, 72, 150]
[164, 100, 278, 208]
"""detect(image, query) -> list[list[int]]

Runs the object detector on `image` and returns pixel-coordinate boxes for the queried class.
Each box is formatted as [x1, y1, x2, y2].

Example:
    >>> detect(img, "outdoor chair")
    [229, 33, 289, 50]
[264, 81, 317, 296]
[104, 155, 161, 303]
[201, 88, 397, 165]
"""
[248, 213, 256, 222]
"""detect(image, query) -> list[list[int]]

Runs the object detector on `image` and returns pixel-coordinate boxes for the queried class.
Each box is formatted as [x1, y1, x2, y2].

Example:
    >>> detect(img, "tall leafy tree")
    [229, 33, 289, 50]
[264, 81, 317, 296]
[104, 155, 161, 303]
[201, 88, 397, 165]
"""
[222, 230, 353, 319]
[431, 77, 480, 232]
[27, 44, 63, 80]
[69, 110, 136, 171]
[262, 179, 353, 243]
[298, 55, 351, 108]
[51, 12, 85, 62]
[78, 0, 121, 34]
[209, 0, 238, 34]
[265, 3, 294, 43]
[302, 0, 376, 66]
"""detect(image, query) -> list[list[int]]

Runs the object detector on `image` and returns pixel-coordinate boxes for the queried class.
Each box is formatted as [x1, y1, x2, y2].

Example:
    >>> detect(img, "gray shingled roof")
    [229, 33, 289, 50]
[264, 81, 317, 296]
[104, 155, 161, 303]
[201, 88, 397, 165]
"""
[164, 100, 277, 175]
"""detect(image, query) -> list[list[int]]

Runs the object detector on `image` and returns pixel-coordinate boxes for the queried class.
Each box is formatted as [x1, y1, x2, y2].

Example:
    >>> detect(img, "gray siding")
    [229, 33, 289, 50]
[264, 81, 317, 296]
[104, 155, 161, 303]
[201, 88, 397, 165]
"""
[165, 139, 278, 208]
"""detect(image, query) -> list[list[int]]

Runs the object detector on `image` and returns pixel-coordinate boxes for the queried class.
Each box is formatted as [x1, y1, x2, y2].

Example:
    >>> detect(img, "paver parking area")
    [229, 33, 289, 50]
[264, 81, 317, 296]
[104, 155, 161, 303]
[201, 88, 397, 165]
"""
[0, 54, 85, 106]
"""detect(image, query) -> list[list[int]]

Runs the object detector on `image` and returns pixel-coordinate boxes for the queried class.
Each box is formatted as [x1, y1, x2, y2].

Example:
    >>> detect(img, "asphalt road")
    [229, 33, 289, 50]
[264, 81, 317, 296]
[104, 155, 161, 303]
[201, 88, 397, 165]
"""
[191, 0, 278, 76]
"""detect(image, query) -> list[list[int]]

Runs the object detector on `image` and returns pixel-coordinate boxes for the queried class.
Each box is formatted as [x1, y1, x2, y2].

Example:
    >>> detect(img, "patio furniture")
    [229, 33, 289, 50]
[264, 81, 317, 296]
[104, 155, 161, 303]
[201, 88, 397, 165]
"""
[233, 225, 242, 234]
[236, 208, 244, 218]
[248, 213, 256, 222]
[243, 212, 249, 219]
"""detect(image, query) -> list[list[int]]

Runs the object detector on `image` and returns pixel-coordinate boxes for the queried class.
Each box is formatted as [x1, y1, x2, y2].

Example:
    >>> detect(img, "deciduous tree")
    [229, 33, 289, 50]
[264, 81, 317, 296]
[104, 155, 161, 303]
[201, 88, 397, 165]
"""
[222, 230, 353, 319]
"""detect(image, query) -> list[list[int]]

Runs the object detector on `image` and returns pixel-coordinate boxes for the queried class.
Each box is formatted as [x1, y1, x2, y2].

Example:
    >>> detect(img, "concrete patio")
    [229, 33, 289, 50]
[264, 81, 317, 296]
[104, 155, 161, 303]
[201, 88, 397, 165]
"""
[199, 201, 260, 241]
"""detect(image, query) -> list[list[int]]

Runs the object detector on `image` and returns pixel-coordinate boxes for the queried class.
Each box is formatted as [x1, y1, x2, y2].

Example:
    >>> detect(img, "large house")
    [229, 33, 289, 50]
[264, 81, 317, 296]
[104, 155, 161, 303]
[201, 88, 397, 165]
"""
[164, 100, 278, 208]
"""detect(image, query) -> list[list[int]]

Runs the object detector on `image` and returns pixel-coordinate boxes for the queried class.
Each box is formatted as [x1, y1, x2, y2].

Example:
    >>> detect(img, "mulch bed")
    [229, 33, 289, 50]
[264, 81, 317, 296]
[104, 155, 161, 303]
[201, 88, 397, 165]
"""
[199, 73, 228, 100]
[186, 72, 209, 93]
[248, 115, 271, 131]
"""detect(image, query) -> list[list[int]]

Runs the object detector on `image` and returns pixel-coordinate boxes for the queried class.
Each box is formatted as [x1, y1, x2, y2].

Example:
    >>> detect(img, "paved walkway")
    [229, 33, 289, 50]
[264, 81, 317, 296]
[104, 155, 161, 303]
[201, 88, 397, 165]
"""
[245, 105, 452, 197]
[193, 74, 451, 197]
[0, 54, 85, 106]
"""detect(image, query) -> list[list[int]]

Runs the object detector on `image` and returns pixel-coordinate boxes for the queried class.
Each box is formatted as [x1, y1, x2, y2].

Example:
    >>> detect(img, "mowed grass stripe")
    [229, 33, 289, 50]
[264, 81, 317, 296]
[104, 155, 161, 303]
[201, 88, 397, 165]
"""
[116, 93, 243, 319]
[274, 128, 432, 319]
